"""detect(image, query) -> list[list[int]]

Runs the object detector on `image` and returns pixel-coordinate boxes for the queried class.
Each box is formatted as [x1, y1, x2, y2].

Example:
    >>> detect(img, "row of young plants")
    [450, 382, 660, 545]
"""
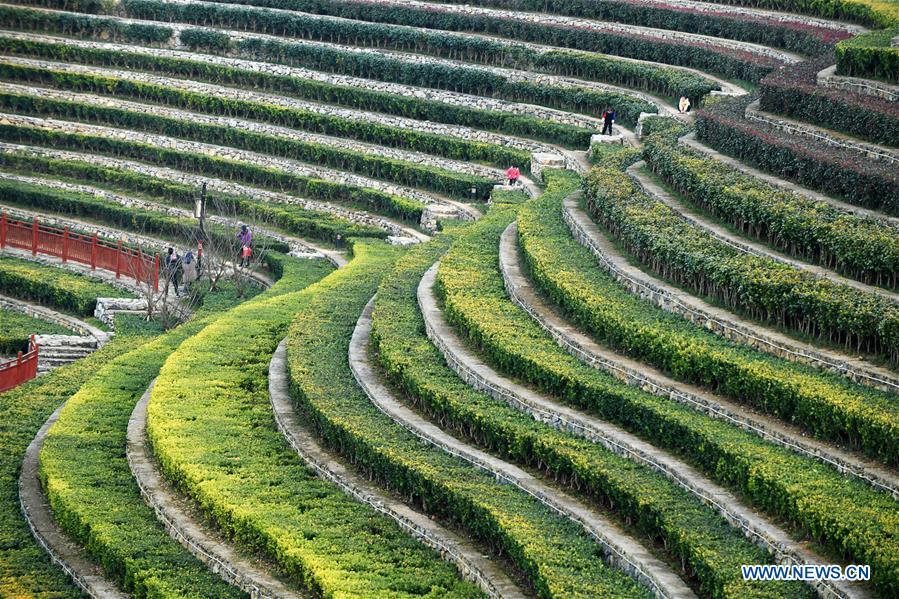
[758, 56, 899, 148]
[0, 322, 155, 598]
[836, 26, 899, 82]
[139, 1, 658, 123]
[126, 0, 779, 82]
[0, 255, 133, 316]
[0, 54, 532, 171]
[0, 35, 595, 149]
[0, 176, 292, 254]
[0, 121, 426, 224]
[0, 90, 498, 202]
[0, 151, 387, 244]
[147, 245, 489, 598]
[696, 96, 898, 214]
[641, 123, 899, 289]
[0, 308, 73, 354]
[282, 239, 656, 599]
[39, 291, 256, 598]
[698, 0, 899, 27]
[434, 170, 899, 596]
[371, 227, 805, 598]
[520, 169, 899, 467]
[583, 156, 899, 366]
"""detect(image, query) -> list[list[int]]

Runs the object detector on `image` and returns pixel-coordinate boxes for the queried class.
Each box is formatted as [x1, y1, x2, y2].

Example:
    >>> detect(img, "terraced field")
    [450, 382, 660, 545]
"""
[0, 0, 896, 597]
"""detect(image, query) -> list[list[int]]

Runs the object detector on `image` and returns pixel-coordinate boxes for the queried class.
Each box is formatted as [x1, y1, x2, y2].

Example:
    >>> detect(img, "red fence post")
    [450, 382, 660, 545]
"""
[115, 239, 123, 279]
[62, 226, 69, 263]
[91, 233, 98, 269]
[1, 211, 6, 248]
[31, 217, 38, 256]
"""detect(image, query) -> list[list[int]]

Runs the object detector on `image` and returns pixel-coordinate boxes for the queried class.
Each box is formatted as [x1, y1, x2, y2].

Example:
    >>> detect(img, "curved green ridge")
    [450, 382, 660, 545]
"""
[0, 331, 153, 599]
[0, 308, 74, 354]
[370, 224, 805, 598]
[148, 244, 480, 597]
[285, 228, 650, 598]
[513, 171, 899, 596]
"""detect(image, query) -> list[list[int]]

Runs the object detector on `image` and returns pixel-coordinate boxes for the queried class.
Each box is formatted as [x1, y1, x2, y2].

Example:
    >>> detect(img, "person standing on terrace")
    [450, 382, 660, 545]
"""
[506, 165, 520, 186]
[601, 106, 616, 135]
[237, 224, 253, 268]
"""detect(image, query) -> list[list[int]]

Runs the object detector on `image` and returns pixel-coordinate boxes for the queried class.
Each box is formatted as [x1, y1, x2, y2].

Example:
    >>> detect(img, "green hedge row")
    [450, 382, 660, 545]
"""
[0, 36, 595, 149]
[0, 326, 153, 597]
[0, 90, 496, 202]
[836, 27, 899, 83]
[39, 301, 252, 597]
[0, 308, 73, 354]
[758, 56, 899, 148]
[127, 0, 777, 82]
[435, 170, 899, 595]
[0, 122, 426, 224]
[147, 245, 490, 597]
[584, 160, 899, 365]
[0, 151, 386, 244]
[0, 256, 133, 315]
[0, 55, 531, 171]
[371, 230, 802, 598]
[282, 240, 654, 598]
[696, 96, 899, 213]
[523, 170, 899, 466]
[642, 129, 899, 289]
[0, 177, 292, 255]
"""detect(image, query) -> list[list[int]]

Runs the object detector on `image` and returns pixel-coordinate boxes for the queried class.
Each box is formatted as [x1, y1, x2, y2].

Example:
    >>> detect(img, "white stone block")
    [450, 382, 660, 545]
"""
[530, 153, 566, 182]
[591, 133, 624, 147]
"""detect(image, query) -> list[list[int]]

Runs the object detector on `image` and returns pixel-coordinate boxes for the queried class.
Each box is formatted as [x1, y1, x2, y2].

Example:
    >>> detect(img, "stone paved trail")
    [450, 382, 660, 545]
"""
[680, 134, 899, 227]
[561, 192, 899, 393]
[419, 263, 870, 599]
[627, 161, 899, 302]
[499, 222, 899, 497]
[351, 297, 695, 599]
[269, 339, 524, 599]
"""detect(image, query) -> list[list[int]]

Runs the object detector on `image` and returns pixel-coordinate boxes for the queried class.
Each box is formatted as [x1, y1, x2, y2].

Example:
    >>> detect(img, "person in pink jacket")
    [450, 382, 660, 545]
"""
[506, 166, 520, 186]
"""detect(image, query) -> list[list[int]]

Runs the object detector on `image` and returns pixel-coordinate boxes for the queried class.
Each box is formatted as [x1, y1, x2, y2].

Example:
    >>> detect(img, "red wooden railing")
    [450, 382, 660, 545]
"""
[0, 335, 39, 393]
[0, 211, 159, 290]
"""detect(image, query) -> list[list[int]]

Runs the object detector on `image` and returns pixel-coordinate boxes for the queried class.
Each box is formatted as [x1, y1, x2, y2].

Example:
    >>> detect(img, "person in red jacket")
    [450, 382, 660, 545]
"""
[506, 166, 520, 186]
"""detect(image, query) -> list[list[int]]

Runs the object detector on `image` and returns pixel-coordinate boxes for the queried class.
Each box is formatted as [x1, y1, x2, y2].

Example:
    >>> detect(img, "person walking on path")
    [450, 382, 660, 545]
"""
[237, 224, 253, 268]
[601, 107, 616, 135]
[506, 166, 520, 186]
[679, 96, 691, 113]
[182, 250, 198, 285]
[164, 247, 182, 297]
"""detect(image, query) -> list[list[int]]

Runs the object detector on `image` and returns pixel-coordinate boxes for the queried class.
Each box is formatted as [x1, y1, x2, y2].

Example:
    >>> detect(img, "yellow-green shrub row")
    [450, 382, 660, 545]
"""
[509, 171, 899, 595]
[284, 236, 652, 598]
[0, 255, 133, 316]
[40, 305, 251, 598]
[148, 244, 482, 597]
[0, 326, 152, 597]
[371, 232, 807, 599]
